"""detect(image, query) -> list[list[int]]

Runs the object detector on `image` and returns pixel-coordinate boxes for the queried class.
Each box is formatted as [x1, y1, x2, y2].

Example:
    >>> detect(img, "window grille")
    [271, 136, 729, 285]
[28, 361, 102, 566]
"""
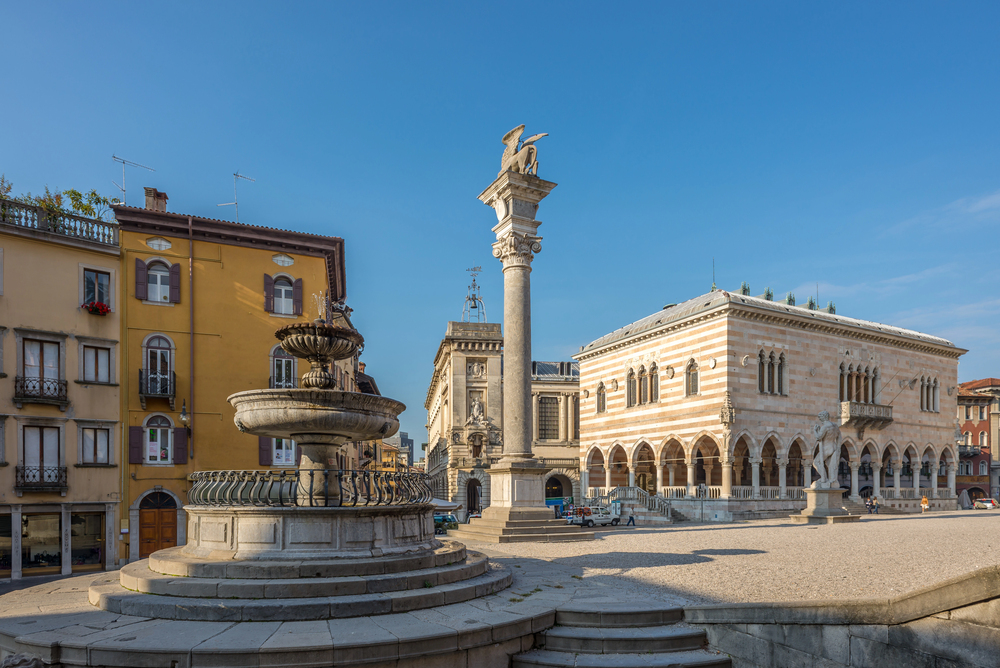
[538, 397, 559, 439]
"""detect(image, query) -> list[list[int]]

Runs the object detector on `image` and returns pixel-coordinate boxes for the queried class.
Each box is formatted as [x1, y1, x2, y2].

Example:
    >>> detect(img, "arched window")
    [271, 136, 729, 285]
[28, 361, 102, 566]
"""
[932, 379, 939, 412]
[979, 431, 988, 447]
[767, 353, 776, 394]
[863, 367, 871, 404]
[980, 461, 988, 476]
[777, 354, 786, 395]
[965, 432, 972, 445]
[638, 366, 648, 405]
[758, 352, 766, 394]
[270, 346, 296, 388]
[872, 368, 880, 404]
[273, 278, 294, 315]
[144, 415, 173, 464]
[147, 262, 171, 303]
[839, 363, 846, 401]
[596, 383, 606, 413]
[626, 370, 636, 408]
[142, 335, 174, 398]
[685, 361, 699, 396]
[649, 364, 659, 402]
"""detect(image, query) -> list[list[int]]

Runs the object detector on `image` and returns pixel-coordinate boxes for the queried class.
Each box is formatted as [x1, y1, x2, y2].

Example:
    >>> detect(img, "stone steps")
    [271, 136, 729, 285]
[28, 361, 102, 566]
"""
[121, 552, 489, 598]
[91, 562, 511, 621]
[513, 598, 730, 668]
[448, 525, 594, 543]
[842, 500, 908, 515]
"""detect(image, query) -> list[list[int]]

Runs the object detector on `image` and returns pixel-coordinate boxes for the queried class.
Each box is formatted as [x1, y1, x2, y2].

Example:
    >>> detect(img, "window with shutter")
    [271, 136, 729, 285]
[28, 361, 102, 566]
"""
[292, 278, 303, 315]
[173, 428, 187, 464]
[264, 274, 274, 312]
[258, 436, 272, 466]
[135, 258, 148, 301]
[128, 426, 143, 464]
[169, 264, 181, 303]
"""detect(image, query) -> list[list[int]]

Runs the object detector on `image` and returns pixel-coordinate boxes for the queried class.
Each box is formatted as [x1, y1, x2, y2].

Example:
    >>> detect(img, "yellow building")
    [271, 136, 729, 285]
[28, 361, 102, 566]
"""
[114, 189, 347, 562]
[1, 197, 121, 580]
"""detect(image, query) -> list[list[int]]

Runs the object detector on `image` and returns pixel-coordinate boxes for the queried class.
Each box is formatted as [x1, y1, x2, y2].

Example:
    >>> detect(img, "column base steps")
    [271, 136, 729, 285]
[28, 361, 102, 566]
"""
[448, 518, 595, 543]
[513, 599, 730, 668]
[842, 500, 909, 515]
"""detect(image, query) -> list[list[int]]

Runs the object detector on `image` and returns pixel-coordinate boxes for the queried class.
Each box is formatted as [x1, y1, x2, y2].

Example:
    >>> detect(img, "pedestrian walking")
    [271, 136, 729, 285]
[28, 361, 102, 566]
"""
[873, 497, 880, 515]
[865, 497, 873, 514]
[626, 507, 635, 526]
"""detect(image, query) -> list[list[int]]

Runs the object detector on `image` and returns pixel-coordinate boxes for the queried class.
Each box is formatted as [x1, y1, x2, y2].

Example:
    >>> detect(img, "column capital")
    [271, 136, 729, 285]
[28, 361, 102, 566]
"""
[776, 458, 789, 467]
[492, 232, 542, 269]
[871, 462, 882, 469]
[850, 462, 861, 471]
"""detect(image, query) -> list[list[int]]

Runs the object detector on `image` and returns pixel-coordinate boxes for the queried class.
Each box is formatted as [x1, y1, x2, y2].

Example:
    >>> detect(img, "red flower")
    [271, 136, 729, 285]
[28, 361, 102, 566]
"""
[82, 301, 110, 315]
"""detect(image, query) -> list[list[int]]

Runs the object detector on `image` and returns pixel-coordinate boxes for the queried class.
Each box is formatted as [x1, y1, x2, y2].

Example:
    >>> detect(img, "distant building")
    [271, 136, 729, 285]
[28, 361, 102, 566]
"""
[383, 431, 415, 468]
[958, 378, 1000, 499]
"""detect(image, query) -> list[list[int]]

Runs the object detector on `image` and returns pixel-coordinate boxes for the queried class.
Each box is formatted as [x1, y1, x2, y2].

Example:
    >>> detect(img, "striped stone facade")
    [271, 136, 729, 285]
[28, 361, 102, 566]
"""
[574, 290, 966, 519]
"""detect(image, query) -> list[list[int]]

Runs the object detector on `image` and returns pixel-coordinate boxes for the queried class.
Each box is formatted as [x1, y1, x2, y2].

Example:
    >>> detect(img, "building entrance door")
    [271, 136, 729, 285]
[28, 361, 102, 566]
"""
[466, 479, 482, 513]
[139, 492, 177, 558]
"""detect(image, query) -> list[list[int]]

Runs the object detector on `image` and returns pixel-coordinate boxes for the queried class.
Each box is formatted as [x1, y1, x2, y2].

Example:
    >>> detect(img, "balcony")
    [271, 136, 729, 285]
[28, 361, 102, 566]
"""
[139, 370, 176, 410]
[958, 445, 982, 458]
[269, 376, 299, 389]
[15, 466, 68, 494]
[0, 197, 118, 247]
[839, 401, 893, 438]
[14, 376, 69, 411]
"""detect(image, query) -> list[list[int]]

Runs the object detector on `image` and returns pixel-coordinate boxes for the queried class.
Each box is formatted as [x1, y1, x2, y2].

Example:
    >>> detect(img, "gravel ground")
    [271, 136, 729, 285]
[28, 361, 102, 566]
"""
[459, 509, 1000, 605]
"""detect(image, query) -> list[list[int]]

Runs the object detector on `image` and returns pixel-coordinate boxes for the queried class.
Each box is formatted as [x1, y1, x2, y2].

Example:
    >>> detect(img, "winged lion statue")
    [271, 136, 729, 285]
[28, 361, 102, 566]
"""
[499, 125, 548, 177]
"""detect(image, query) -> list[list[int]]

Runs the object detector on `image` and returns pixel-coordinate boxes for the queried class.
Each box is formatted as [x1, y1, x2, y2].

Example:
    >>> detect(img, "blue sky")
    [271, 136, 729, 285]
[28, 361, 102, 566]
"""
[4, 3, 1000, 454]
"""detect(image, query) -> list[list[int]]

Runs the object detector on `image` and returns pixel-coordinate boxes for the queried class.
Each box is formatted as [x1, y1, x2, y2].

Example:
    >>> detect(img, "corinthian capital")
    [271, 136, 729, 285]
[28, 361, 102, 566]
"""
[492, 232, 542, 269]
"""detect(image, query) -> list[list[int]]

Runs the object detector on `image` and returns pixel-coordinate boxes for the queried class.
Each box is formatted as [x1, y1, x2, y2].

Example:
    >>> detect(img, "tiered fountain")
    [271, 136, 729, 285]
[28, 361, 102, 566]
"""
[89, 304, 510, 621]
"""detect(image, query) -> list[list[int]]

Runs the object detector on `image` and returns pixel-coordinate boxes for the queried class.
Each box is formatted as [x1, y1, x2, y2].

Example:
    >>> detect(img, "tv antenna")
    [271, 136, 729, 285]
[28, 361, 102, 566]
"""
[462, 266, 487, 323]
[217, 171, 256, 223]
[111, 155, 155, 206]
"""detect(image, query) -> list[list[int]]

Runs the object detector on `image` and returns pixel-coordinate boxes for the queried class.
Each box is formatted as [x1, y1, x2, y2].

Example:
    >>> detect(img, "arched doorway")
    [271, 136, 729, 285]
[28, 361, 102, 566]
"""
[545, 477, 564, 500]
[466, 479, 482, 513]
[968, 487, 986, 502]
[634, 442, 656, 494]
[139, 492, 177, 558]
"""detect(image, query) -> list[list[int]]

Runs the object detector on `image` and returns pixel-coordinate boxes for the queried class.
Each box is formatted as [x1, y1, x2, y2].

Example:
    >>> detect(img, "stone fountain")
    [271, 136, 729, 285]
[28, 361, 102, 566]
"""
[88, 305, 510, 622]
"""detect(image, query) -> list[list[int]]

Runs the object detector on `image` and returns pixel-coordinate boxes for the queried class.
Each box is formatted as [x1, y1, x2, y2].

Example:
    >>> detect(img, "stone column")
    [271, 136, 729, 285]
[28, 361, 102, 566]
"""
[893, 459, 901, 496]
[803, 458, 812, 488]
[913, 462, 922, 494]
[750, 458, 761, 499]
[947, 463, 957, 497]
[721, 461, 733, 498]
[850, 462, 860, 500]
[61, 503, 72, 576]
[929, 465, 938, 499]
[531, 393, 540, 443]
[566, 395, 575, 442]
[557, 394, 567, 442]
[11, 504, 21, 580]
[872, 463, 881, 498]
[656, 464, 664, 494]
[668, 465, 676, 487]
[686, 461, 696, 497]
[605, 464, 612, 490]
[777, 458, 787, 498]
[581, 469, 589, 497]
[628, 467, 635, 488]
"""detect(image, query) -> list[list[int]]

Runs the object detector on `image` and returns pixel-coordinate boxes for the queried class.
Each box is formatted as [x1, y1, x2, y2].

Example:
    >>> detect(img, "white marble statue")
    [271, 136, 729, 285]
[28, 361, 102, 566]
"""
[500, 125, 547, 176]
[466, 397, 485, 426]
[811, 410, 842, 489]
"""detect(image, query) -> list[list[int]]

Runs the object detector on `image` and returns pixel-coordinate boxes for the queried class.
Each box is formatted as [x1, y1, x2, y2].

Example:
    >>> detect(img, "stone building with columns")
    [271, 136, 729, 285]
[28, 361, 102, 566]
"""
[574, 286, 964, 520]
[424, 321, 581, 519]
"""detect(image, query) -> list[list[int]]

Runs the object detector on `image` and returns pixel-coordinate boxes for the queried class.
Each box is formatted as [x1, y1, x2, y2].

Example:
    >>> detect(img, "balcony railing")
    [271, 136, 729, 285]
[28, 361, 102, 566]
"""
[139, 370, 176, 410]
[14, 376, 69, 409]
[958, 445, 982, 457]
[839, 401, 893, 436]
[0, 197, 118, 247]
[269, 376, 299, 389]
[15, 466, 68, 492]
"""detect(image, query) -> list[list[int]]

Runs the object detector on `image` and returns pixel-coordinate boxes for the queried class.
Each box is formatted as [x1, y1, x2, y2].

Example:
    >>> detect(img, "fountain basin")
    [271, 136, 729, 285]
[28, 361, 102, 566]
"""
[228, 389, 405, 443]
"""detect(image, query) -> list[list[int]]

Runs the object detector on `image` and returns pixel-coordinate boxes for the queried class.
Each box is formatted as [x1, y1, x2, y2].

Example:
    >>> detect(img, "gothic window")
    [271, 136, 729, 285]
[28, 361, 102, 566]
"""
[759, 350, 786, 396]
[767, 353, 776, 394]
[638, 366, 648, 404]
[777, 354, 786, 395]
[538, 397, 559, 439]
[596, 383, 606, 413]
[685, 361, 699, 396]
[649, 364, 658, 402]
[626, 369, 636, 407]
[758, 352, 766, 394]
[920, 377, 940, 412]
[839, 363, 846, 401]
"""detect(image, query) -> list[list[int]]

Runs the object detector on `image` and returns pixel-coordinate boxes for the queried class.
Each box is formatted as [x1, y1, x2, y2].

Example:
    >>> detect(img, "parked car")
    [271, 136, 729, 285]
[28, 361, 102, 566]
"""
[567, 506, 619, 528]
[973, 498, 999, 510]
[465, 512, 482, 523]
[434, 513, 459, 534]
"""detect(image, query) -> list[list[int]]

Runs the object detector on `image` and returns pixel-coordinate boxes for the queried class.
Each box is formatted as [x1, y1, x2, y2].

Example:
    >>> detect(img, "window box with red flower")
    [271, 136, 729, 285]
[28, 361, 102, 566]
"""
[82, 301, 110, 316]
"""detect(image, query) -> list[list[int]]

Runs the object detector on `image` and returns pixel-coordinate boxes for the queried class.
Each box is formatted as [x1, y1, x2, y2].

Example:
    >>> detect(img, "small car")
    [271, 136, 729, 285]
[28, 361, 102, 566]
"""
[567, 506, 619, 528]
[973, 498, 999, 510]
[465, 512, 482, 523]
[433, 513, 459, 534]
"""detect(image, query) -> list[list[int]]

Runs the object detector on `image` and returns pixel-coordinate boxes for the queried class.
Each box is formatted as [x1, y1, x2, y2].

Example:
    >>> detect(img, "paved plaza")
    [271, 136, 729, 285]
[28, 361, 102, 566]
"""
[459, 510, 1000, 605]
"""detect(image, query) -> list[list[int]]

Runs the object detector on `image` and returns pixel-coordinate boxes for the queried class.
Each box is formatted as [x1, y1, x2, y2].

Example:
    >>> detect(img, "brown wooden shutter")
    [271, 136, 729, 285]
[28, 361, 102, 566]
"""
[294, 443, 302, 466]
[169, 264, 181, 303]
[128, 426, 143, 464]
[292, 278, 303, 315]
[135, 259, 148, 301]
[263, 274, 274, 312]
[259, 436, 272, 466]
[173, 428, 188, 464]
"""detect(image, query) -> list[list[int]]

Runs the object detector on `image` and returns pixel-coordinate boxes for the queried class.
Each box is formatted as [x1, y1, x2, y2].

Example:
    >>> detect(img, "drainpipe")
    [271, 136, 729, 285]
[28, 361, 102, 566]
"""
[188, 216, 194, 458]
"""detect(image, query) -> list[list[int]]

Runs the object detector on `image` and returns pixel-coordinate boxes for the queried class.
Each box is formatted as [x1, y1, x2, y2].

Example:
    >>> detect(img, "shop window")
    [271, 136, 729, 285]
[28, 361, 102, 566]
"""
[21, 514, 61, 575]
[71, 513, 105, 572]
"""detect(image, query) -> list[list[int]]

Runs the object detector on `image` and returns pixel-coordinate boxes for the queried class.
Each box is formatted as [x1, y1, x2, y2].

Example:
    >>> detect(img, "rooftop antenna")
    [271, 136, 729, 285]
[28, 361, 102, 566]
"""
[462, 266, 487, 323]
[217, 171, 255, 223]
[111, 155, 155, 206]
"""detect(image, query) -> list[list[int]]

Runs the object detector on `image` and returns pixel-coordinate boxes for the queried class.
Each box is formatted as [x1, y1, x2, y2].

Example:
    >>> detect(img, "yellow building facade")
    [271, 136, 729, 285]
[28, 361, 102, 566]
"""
[1, 198, 121, 580]
[114, 190, 346, 562]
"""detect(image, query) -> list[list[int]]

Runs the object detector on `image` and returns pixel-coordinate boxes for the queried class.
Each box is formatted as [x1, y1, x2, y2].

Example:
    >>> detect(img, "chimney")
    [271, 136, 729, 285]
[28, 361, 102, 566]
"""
[144, 187, 168, 212]
[358, 362, 366, 373]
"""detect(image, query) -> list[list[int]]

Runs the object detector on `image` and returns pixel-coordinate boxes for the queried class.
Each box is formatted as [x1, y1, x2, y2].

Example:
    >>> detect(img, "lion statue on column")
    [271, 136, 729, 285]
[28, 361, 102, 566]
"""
[499, 125, 547, 176]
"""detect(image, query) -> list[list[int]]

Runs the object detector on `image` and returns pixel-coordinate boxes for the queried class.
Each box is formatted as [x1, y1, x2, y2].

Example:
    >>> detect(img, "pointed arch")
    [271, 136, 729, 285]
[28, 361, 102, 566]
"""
[728, 429, 758, 460]
[629, 439, 656, 467]
[655, 434, 686, 462]
[756, 431, 781, 460]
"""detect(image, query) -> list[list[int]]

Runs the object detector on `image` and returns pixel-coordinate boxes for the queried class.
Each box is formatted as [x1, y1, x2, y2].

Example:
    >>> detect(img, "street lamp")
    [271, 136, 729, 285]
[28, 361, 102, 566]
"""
[179, 400, 190, 433]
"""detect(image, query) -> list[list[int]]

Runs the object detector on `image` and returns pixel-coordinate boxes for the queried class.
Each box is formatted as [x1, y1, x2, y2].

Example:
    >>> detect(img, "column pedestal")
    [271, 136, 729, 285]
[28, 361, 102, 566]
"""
[789, 488, 861, 525]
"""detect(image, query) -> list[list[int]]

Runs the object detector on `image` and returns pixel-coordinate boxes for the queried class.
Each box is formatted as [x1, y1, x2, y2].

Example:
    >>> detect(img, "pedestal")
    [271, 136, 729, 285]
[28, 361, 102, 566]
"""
[789, 488, 861, 525]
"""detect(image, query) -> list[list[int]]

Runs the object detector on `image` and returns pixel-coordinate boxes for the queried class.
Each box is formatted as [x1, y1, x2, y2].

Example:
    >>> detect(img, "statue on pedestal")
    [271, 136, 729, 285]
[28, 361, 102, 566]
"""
[500, 125, 548, 176]
[811, 411, 842, 489]
[466, 396, 485, 426]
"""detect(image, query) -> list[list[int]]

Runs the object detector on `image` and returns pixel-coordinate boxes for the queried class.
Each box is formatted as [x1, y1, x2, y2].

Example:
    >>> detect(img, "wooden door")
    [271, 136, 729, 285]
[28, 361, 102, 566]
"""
[138, 508, 177, 558]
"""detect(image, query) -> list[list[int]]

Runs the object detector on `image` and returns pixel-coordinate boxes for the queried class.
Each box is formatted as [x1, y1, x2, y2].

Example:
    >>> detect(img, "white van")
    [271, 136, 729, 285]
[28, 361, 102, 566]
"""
[568, 506, 619, 528]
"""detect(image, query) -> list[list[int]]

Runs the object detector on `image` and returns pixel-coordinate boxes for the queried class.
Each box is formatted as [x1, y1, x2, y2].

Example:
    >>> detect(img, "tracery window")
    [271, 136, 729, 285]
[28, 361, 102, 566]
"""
[649, 364, 658, 402]
[919, 377, 940, 412]
[685, 361, 699, 396]
[758, 350, 786, 396]
[840, 364, 880, 405]
[638, 366, 648, 404]
[626, 369, 636, 407]
[596, 383, 606, 414]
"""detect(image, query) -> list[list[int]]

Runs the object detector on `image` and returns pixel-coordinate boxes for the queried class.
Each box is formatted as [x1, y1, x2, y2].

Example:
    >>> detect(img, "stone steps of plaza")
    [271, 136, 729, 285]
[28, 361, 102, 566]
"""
[447, 524, 594, 543]
[91, 562, 512, 621]
[842, 500, 908, 515]
[121, 552, 489, 598]
[513, 599, 730, 668]
[148, 541, 468, 578]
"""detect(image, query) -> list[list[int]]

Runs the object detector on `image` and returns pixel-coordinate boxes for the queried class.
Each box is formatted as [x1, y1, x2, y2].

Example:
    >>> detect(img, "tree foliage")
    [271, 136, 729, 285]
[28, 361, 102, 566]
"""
[0, 174, 119, 221]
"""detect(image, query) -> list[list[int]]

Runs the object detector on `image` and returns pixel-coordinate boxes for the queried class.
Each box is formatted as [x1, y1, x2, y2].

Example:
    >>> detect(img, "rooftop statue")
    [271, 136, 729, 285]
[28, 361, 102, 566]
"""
[500, 124, 548, 176]
[811, 411, 842, 489]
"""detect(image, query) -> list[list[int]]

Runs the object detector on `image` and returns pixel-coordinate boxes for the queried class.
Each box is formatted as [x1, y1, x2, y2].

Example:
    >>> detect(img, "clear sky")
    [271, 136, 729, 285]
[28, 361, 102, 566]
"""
[4, 2, 999, 455]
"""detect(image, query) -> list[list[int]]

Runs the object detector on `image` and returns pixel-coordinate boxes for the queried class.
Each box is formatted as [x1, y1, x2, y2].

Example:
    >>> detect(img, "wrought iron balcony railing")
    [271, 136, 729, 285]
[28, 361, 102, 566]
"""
[0, 197, 118, 246]
[13, 376, 69, 409]
[139, 370, 176, 410]
[958, 445, 982, 458]
[269, 375, 299, 389]
[15, 465, 68, 492]
[187, 469, 432, 507]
